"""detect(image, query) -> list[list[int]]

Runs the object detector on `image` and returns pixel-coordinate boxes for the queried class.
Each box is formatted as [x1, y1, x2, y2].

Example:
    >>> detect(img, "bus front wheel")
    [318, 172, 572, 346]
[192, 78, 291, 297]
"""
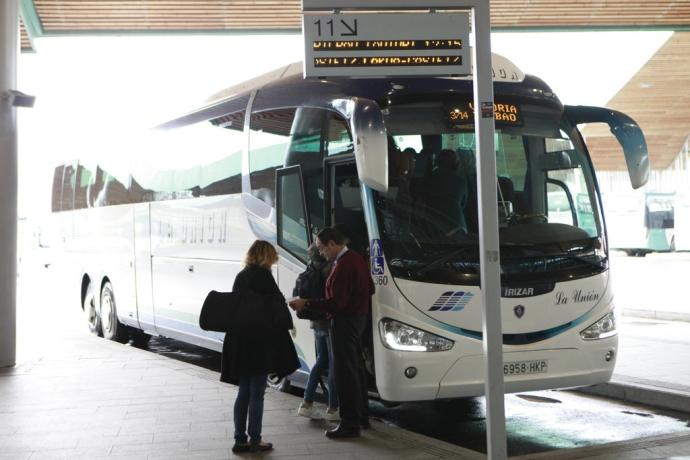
[100, 281, 129, 343]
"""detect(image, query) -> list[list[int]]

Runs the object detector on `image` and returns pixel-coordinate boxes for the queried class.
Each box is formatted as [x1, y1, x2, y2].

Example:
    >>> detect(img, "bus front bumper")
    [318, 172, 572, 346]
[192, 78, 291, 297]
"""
[436, 344, 617, 399]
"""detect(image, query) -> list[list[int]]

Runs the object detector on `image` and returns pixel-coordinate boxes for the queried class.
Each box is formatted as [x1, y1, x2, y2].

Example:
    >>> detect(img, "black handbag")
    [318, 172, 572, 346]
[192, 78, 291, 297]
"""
[200, 290, 293, 333]
[199, 290, 239, 332]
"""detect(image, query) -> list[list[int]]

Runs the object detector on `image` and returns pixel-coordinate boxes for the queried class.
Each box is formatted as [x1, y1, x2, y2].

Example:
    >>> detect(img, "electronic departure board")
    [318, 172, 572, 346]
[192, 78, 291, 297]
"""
[303, 12, 470, 78]
[448, 102, 523, 127]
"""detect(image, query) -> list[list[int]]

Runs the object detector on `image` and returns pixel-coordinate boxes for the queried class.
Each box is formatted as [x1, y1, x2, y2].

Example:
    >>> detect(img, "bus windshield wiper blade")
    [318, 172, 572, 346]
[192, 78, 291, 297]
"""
[555, 253, 606, 269]
[417, 245, 477, 275]
[515, 252, 605, 270]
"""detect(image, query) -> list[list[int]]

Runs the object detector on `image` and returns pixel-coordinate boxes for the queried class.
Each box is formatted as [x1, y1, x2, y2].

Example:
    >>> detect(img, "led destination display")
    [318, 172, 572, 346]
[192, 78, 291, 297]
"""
[449, 102, 523, 126]
[315, 56, 462, 67]
[312, 39, 463, 51]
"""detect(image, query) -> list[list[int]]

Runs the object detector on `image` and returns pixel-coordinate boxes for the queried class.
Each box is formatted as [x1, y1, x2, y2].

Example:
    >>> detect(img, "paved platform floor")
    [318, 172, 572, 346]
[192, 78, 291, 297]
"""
[2, 323, 486, 460]
[2, 313, 690, 459]
[4, 251, 690, 459]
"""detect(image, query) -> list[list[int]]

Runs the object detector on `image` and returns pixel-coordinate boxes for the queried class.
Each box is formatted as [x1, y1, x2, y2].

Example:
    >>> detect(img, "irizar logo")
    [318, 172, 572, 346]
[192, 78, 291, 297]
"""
[514, 305, 525, 318]
[503, 287, 534, 297]
[429, 291, 474, 312]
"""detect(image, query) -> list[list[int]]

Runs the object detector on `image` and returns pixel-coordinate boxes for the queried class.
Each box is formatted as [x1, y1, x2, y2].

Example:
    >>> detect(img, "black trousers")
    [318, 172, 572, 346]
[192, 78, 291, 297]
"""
[330, 314, 368, 427]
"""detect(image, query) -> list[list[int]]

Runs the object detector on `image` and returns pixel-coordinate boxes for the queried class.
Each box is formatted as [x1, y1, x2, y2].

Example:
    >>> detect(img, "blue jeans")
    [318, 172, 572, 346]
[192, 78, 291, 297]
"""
[304, 329, 338, 409]
[234, 374, 268, 444]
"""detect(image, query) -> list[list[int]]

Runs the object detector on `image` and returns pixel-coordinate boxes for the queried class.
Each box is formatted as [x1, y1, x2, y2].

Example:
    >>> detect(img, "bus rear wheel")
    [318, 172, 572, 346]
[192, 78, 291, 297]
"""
[100, 281, 129, 343]
[83, 283, 102, 336]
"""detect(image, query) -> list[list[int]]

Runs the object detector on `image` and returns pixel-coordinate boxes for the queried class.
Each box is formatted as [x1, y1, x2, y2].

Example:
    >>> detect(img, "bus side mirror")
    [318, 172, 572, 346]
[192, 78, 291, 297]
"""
[565, 105, 649, 189]
[335, 98, 388, 192]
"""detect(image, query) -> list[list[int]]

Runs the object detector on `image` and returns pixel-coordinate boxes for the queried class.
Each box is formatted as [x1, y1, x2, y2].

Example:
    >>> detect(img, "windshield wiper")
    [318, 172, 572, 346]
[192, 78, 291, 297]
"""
[512, 251, 605, 270]
[417, 244, 478, 276]
[552, 253, 606, 270]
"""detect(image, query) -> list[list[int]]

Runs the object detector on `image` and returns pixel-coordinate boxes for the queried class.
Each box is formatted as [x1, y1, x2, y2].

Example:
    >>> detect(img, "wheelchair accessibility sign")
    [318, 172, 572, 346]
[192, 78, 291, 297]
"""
[371, 239, 387, 285]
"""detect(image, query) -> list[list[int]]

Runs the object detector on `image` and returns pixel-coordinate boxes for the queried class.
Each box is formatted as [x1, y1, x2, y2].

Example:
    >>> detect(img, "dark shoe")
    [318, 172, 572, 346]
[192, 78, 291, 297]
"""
[232, 442, 251, 453]
[325, 424, 361, 439]
[250, 441, 273, 452]
[360, 418, 371, 430]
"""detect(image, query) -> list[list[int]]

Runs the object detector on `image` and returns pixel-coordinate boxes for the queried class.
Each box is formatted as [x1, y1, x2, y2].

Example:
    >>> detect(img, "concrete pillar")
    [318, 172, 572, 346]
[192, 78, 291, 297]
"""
[0, 0, 19, 368]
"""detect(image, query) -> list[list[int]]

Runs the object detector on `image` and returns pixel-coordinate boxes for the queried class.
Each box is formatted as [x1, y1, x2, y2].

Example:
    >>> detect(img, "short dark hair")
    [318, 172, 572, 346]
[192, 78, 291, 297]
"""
[316, 227, 346, 246]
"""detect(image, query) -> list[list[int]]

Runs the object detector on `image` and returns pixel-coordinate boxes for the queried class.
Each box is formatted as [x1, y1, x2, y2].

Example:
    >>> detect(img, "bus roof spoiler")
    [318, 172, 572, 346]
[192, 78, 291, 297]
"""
[565, 105, 650, 189]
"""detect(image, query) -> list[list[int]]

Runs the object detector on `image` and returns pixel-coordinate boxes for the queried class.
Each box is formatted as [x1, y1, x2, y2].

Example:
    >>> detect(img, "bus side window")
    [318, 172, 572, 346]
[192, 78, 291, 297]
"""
[88, 167, 105, 207]
[326, 114, 353, 156]
[74, 163, 93, 210]
[249, 108, 297, 206]
[129, 112, 245, 203]
[51, 165, 65, 212]
[60, 163, 77, 212]
[100, 172, 129, 206]
[285, 108, 328, 233]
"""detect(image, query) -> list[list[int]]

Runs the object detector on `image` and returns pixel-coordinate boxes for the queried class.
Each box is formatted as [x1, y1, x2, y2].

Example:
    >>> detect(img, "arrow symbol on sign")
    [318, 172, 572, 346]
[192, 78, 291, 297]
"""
[340, 19, 358, 36]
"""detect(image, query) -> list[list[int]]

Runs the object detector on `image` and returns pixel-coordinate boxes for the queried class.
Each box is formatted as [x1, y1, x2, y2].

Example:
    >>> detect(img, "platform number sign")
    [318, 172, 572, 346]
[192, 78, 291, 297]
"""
[302, 12, 470, 78]
[371, 239, 387, 286]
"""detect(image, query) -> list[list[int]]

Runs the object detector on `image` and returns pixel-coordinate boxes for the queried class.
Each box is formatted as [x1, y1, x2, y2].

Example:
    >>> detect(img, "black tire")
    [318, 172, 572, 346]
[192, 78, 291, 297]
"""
[100, 281, 129, 343]
[83, 283, 102, 336]
[267, 374, 291, 392]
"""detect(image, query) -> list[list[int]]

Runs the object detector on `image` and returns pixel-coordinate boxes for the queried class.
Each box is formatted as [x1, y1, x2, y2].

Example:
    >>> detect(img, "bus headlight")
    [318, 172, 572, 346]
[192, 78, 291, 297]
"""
[579, 311, 616, 340]
[379, 318, 454, 352]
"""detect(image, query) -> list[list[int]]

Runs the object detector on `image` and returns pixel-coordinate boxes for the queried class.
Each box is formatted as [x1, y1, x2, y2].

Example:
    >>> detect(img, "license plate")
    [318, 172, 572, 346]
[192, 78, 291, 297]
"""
[503, 360, 548, 376]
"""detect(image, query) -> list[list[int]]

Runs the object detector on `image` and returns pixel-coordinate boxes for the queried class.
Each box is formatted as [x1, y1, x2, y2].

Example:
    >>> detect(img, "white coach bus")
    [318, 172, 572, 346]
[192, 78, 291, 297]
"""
[50, 55, 648, 402]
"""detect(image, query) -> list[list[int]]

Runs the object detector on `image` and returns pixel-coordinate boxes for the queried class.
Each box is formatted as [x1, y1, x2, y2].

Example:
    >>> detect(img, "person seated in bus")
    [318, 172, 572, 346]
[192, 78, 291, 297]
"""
[294, 243, 339, 422]
[426, 149, 469, 236]
[222, 240, 299, 454]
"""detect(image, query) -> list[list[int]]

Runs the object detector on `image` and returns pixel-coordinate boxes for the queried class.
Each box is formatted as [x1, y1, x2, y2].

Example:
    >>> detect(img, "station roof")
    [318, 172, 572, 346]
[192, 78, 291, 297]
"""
[583, 32, 690, 171]
[17, 1, 690, 171]
[19, 1, 690, 52]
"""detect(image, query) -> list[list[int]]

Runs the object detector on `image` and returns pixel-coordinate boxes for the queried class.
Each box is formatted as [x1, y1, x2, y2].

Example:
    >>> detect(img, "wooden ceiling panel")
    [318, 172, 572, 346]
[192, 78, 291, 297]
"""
[20, 20, 33, 52]
[583, 32, 690, 171]
[30, 1, 690, 32]
[34, 1, 303, 31]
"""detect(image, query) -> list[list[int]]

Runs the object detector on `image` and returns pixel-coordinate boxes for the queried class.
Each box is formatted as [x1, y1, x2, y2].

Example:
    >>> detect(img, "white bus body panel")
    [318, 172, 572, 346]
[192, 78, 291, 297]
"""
[149, 194, 253, 350]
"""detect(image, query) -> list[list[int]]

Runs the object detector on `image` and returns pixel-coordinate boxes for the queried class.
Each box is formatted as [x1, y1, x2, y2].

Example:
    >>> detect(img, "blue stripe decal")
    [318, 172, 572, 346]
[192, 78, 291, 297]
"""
[423, 308, 598, 345]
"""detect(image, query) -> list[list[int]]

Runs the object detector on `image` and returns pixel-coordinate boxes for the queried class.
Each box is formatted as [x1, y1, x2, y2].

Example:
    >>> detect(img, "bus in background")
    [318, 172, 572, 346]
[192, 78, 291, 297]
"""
[606, 191, 674, 257]
[50, 54, 648, 402]
[674, 188, 690, 251]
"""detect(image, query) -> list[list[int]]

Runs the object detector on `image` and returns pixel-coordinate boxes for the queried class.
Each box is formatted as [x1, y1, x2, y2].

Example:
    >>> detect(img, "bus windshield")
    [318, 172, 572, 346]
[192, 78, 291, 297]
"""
[374, 99, 607, 285]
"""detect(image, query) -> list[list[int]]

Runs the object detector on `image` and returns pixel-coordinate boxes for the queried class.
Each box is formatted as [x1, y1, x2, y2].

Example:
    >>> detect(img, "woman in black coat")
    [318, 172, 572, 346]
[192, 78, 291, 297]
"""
[222, 240, 299, 453]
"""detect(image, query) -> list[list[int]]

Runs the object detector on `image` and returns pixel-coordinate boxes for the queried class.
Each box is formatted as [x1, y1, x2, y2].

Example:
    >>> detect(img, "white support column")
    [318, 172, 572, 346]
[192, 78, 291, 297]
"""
[0, 0, 19, 368]
[472, 1, 507, 459]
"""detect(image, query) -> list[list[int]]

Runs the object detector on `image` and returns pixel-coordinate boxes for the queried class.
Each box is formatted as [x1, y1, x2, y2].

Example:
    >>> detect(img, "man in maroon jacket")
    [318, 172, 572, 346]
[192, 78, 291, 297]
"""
[289, 227, 375, 439]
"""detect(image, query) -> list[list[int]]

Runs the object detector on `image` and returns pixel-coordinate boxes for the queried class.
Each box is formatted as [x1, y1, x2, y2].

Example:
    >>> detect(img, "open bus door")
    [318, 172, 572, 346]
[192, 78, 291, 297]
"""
[325, 158, 368, 256]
